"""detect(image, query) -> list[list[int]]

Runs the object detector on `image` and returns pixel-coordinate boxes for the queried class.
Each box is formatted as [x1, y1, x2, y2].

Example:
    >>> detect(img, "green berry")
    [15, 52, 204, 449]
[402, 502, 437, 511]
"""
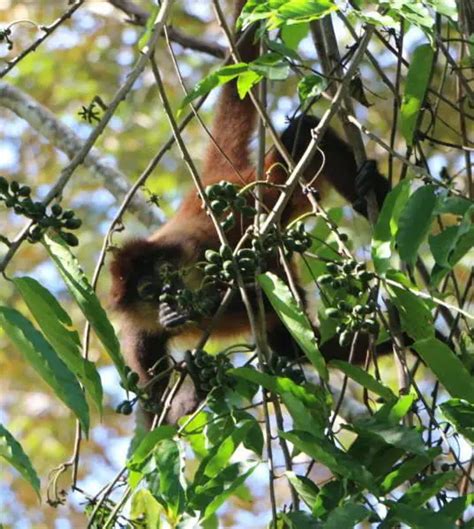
[65, 218, 82, 230]
[60, 232, 79, 246]
[10, 181, 19, 193]
[210, 199, 227, 215]
[51, 203, 62, 216]
[0, 176, 8, 192]
[62, 209, 75, 219]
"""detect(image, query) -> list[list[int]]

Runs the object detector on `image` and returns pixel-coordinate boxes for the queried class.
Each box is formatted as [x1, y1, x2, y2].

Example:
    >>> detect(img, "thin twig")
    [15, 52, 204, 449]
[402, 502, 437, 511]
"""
[0, 0, 174, 275]
[0, 1, 85, 78]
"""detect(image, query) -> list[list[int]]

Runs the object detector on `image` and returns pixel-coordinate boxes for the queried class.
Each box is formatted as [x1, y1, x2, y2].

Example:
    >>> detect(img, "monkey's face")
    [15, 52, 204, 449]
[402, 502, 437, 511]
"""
[109, 239, 184, 312]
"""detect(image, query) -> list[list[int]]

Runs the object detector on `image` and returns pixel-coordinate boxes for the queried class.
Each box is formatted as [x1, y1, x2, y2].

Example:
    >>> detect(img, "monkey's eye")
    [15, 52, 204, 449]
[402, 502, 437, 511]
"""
[137, 277, 157, 301]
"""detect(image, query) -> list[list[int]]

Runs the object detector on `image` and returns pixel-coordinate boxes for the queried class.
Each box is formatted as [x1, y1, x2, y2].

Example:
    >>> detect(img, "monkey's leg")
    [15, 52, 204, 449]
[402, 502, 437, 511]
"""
[353, 160, 391, 217]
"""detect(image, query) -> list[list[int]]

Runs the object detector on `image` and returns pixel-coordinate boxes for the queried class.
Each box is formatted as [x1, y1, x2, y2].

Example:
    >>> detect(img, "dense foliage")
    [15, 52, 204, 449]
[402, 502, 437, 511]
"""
[0, 1, 472, 528]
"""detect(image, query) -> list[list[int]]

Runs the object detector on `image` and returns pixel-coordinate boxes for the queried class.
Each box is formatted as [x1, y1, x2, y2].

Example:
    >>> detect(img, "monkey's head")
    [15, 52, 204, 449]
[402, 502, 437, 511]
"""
[109, 238, 184, 312]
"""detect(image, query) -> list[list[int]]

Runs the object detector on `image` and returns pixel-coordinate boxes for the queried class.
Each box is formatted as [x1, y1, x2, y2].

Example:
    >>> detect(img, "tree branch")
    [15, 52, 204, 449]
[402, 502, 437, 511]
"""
[108, 0, 226, 58]
[0, 81, 159, 225]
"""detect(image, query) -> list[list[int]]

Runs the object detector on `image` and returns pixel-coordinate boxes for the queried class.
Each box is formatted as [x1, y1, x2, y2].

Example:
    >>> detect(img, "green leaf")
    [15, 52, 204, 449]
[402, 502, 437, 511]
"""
[179, 63, 249, 113]
[231, 367, 330, 434]
[298, 74, 327, 102]
[397, 185, 437, 266]
[438, 494, 474, 522]
[250, 52, 290, 80]
[329, 360, 397, 403]
[347, 420, 429, 457]
[280, 430, 375, 490]
[440, 399, 474, 442]
[128, 425, 176, 469]
[429, 203, 473, 266]
[130, 489, 162, 529]
[258, 272, 328, 380]
[285, 472, 319, 508]
[280, 511, 322, 528]
[0, 424, 40, 499]
[239, 0, 337, 31]
[380, 450, 440, 493]
[413, 338, 474, 403]
[281, 22, 309, 49]
[398, 471, 456, 507]
[236, 70, 262, 98]
[383, 503, 455, 529]
[430, 205, 474, 285]
[312, 481, 345, 518]
[202, 464, 257, 521]
[400, 44, 434, 145]
[0, 307, 89, 433]
[372, 179, 411, 274]
[323, 502, 370, 529]
[204, 420, 254, 478]
[386, 271, 434, 341]
[43, 234, 126, 380]
[14, 276, 102, 413]
[435, 195, 473, 216]
[277, 0, 338, 25]
[150, 439, 186, 517]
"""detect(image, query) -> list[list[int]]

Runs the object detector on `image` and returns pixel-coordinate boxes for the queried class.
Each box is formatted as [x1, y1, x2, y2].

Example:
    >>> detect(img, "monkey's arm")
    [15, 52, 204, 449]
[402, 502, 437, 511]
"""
[279, 115, 391, 217]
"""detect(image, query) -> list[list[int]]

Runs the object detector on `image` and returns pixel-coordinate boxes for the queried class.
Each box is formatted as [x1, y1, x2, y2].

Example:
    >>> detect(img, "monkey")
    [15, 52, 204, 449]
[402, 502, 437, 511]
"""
[109, 0, 391, 425]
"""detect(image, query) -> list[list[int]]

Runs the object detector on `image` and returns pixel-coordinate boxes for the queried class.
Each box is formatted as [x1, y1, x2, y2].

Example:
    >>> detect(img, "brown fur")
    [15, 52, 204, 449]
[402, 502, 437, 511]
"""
[109, 1, 388, 425]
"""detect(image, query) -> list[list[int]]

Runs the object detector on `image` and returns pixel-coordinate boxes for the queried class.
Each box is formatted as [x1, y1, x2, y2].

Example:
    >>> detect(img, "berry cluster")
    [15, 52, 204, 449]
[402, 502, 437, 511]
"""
[116, 367, 141, 415]
[202, 245, 259, 284]
[319, 259, 379, 346]
[282, 221, 312, 256]
[206, 181, 256, 231]
[189, 349, 235, 394]
[264, 355, 305, 384]
[319, 259, 375, 294]
[0, 176, 81, 246]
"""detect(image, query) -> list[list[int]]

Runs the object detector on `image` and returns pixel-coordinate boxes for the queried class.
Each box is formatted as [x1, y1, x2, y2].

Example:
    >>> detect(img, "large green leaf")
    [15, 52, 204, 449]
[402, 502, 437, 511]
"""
[258, 272, 328, 380]
[43, 234, 126, 379]
[14, 276, 102, 413]
[400, 44, 434, 145]
[413, 338, 474, 403]
[329, 360, 397, 403]
[396, 185, 437, 266]
[0, 307, 89, 433]
[0, 424, 40, 499]
[372, 179, 411, 273]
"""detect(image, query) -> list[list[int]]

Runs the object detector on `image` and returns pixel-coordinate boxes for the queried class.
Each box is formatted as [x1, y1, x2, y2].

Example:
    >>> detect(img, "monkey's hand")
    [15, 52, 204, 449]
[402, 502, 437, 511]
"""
[353, 160, 391, 217]
[158, 301, 191, 328]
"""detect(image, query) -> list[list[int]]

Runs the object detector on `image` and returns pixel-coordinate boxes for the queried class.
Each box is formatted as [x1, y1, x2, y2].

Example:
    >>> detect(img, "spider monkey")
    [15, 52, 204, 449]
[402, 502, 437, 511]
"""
[110, 0, 390, 425]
